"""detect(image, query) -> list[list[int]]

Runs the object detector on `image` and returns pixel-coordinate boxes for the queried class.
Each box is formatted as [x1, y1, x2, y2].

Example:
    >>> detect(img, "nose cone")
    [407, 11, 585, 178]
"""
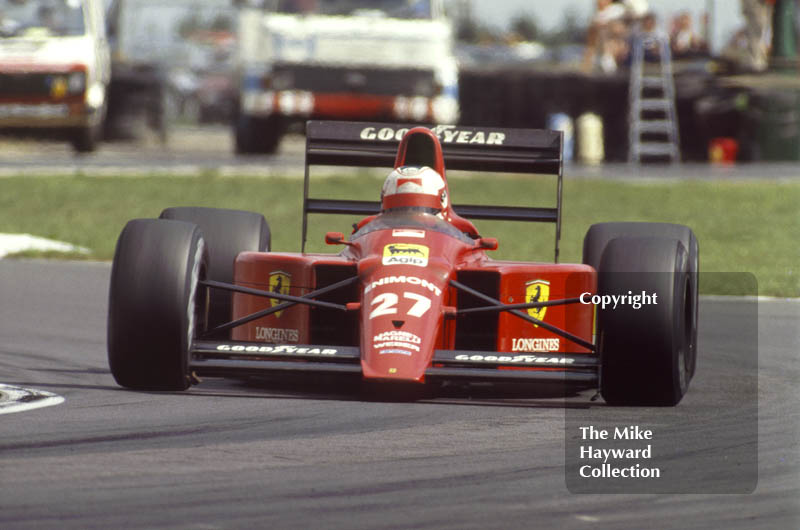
[360, 266, 446, 383]
[353, 216, 468, 384]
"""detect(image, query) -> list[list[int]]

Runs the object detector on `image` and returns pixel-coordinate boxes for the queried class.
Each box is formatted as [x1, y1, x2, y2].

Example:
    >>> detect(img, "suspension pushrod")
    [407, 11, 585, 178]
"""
[200, 275, 359, 337]
[449, 280, 595, 351]
[457, 297, 582, 315]
[201, 280, 347, 311]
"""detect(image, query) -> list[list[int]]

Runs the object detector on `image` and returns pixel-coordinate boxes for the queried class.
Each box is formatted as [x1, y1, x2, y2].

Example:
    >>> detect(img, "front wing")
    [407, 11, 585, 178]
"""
[190, 340, 598, 387]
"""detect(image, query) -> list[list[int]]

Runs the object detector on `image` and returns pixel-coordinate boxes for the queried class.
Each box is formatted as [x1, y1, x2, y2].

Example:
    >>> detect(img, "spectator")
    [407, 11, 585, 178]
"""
[619, 11, 664, 66]
[624, 0, 650, 19]
[740, 0, 774, 71]
[670, 11, 708, 57]
[583, 0, 629, 73]
[583, 0, 651, 73]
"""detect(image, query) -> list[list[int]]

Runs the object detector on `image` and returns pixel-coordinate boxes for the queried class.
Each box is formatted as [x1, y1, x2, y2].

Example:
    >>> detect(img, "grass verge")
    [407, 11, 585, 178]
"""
[0, 174, 796, 297]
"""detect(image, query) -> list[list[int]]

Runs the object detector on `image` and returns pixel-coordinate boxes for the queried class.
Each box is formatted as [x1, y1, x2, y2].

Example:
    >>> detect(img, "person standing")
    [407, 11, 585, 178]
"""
[741, 0, 775, 71]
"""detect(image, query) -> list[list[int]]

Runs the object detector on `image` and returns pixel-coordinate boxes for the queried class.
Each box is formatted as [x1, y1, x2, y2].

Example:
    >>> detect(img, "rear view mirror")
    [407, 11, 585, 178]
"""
[479, 237, 498, 251]
[325, 232, 346, 245]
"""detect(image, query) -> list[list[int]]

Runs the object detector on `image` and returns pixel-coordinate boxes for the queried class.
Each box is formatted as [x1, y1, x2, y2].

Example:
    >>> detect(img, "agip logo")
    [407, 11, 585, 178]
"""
[526, 279, 550, 325]
[269, 271, 291, 317]
[382, 244, 429, 267]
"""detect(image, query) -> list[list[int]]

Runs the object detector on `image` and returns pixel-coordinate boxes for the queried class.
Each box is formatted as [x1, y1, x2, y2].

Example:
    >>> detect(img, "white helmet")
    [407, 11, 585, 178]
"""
[381, 166, 448, 212]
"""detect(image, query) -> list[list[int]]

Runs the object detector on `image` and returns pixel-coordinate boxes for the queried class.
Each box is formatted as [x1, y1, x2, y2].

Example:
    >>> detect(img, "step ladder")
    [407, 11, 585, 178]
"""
[628, 31, 680, 164]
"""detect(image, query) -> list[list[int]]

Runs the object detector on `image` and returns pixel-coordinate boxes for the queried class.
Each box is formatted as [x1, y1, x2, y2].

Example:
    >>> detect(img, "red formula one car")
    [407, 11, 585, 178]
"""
[108, 121, 699, 405]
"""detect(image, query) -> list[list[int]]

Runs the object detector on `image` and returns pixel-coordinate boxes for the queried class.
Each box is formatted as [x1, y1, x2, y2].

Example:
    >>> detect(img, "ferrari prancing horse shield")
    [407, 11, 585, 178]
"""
[269, 271, 291, 317]
[525, 279, 550, 326]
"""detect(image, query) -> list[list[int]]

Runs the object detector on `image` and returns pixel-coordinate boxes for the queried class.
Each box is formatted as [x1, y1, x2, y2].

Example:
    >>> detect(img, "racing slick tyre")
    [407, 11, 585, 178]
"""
[583, 222, 699, 379]
[159, 207, 270, 336]
[108, 219, 208, 390]
[595, 236, 694, 406]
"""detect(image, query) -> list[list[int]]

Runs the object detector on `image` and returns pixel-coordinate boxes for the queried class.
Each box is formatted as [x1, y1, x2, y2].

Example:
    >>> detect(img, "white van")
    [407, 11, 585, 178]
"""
[0, 0, 110, 152]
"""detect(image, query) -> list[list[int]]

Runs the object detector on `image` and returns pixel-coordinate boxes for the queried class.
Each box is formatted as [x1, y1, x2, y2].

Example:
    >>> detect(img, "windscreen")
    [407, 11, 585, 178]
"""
[270, 0, 432, 19]
[0, 0, 85, 37]
[352, 210, 474, 245]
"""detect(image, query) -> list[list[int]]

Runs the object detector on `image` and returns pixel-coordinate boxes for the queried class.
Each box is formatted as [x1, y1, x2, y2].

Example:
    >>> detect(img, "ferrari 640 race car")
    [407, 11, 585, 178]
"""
[108, 121, 699, 405]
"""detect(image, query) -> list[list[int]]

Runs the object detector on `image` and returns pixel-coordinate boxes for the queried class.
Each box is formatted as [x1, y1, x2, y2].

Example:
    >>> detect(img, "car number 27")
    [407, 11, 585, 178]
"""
[369, 292, 431, 319]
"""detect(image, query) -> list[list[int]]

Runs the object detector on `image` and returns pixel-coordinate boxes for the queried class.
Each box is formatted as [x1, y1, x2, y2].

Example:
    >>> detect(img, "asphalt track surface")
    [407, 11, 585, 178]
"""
[0, 127, 304, 178]
[0, 260, 797, 529]
[2, 126, 800, 179]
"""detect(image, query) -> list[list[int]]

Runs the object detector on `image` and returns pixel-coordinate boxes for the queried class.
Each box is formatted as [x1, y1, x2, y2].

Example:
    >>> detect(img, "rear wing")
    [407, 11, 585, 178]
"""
[302, 120, 564, 261]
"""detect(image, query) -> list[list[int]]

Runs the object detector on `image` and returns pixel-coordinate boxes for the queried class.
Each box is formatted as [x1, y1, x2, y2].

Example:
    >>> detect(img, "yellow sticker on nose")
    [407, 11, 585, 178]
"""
[382, 244, 429, 267]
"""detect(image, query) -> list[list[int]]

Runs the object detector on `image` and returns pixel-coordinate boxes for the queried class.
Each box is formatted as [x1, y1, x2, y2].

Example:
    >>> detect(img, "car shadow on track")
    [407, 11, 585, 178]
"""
[6, 377, 601, 409]
[5, 381, 121, 393]
[184, 375, 600, 409]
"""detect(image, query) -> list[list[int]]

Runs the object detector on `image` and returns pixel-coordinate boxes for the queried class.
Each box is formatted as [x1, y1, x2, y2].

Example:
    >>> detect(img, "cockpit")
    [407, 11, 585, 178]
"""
[351, 210, 474, 245]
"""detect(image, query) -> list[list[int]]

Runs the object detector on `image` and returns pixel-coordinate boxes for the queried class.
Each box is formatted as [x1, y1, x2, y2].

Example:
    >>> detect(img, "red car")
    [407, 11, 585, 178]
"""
[108, 121, 699, 405]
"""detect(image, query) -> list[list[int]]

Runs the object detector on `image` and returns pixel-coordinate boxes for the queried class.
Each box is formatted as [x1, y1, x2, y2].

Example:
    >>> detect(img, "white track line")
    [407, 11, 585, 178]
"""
[0, 384, 65, 415]
[0, 233, 89, 259]
[700, 295, 800, 303]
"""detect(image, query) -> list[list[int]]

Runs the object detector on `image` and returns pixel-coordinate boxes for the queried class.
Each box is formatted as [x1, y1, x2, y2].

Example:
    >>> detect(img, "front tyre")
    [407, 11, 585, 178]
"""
[107, 219, 208, 390]
[584, 222, 699, 384]
[597, 236, 693, 406]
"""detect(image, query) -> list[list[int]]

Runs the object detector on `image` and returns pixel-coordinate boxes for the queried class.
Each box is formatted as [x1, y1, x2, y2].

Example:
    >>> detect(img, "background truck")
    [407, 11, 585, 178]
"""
[0, 0, 110, 152]
[234, 0, 460, 154]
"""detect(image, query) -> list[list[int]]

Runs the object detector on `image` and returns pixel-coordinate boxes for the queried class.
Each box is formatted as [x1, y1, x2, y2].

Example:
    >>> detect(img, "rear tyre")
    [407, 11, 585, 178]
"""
[583, 222, 699, 379]
[159, 207, 270, 336]
[596, 236, 693, 405]
[108, 219, 208, 390]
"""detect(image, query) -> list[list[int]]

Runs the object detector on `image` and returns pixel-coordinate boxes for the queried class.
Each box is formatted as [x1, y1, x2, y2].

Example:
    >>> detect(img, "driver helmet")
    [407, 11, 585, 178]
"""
[381, 166, 448, 213]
